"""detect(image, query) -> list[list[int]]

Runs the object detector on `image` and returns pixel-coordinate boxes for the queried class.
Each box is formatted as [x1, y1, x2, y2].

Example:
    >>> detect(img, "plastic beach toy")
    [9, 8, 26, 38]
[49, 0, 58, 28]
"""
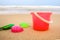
[2, 24, 14, 30]
[0, 27, 3, 31]
[31, 12, 52, 31]
[20, 22, 29, 28]
[11, 25, 24, 33]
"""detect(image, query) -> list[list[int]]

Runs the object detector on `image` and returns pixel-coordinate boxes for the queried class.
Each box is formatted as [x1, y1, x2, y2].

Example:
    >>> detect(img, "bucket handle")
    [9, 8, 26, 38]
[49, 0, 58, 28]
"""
[34, 12, 53, 23]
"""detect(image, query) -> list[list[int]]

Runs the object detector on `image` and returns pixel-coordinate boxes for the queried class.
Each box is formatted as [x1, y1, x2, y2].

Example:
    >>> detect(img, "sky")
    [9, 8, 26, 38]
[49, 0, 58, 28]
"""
[0, 0, 60, 6]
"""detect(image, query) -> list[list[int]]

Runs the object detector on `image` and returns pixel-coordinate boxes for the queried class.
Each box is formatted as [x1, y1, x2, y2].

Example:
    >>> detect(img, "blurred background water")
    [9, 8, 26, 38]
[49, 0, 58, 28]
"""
[0, 6, 60, 14]
[0, 0, 60, 14]
[0, 0, 60, 6]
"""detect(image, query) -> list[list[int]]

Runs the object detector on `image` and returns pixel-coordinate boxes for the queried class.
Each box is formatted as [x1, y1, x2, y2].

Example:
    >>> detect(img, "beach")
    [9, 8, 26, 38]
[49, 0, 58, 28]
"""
[0, 14, 60, 40]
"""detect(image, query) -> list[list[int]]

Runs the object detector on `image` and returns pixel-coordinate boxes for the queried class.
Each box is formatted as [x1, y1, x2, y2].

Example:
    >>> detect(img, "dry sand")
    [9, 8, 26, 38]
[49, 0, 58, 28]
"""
[0, 14, 60, 40]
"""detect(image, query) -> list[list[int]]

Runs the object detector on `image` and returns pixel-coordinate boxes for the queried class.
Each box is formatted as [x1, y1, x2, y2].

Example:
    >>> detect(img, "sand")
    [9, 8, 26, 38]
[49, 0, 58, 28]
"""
[0, 14, 60, 40]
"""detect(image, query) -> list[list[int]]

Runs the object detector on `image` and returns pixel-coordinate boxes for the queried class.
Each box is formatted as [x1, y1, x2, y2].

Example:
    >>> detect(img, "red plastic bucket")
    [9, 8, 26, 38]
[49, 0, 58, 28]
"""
[31, 12, 52, 31]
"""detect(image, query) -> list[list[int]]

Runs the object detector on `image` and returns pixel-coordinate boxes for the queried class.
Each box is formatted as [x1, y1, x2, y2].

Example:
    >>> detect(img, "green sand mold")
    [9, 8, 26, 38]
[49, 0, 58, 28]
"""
[20, 22, 30, 28]
[2, 24, 14, 30]
[0, 27, 3, 31]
